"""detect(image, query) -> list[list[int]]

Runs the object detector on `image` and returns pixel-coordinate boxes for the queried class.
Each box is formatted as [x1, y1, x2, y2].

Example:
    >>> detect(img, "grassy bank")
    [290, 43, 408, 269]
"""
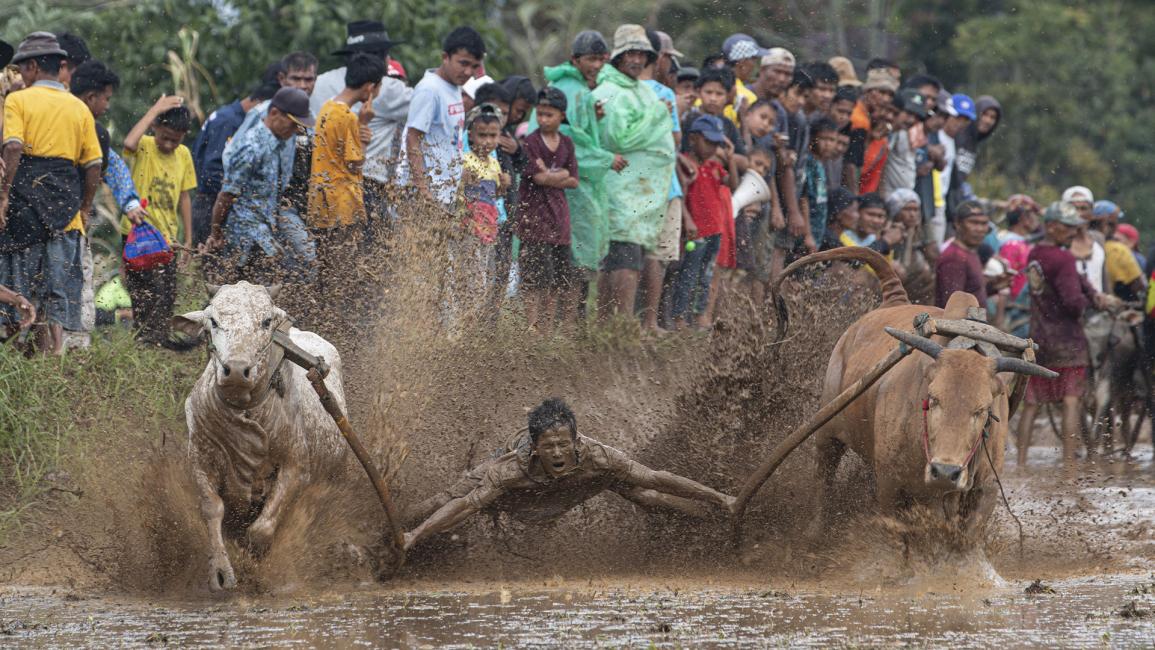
[0, 329, 201, 540]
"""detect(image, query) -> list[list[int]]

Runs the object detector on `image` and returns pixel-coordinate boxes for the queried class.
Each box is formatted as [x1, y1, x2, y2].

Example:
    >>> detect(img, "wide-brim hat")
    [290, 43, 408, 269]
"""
[332, 20, 402, 56]
[610, 24, 656, 62]
[11, 32, 67, 65]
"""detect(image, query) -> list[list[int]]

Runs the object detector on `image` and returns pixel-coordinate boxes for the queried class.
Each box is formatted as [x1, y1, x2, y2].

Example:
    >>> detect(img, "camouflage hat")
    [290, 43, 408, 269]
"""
[1043, 201, 1082, 227]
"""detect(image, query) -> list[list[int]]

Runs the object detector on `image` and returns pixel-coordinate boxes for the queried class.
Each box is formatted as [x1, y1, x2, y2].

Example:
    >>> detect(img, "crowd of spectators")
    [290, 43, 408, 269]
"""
[0, 22, 1148, 466]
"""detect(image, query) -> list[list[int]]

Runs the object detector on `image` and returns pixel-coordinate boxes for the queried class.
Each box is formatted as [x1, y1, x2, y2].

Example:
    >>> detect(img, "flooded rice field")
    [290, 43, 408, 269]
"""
[3, 445, 1152, 648]
[2, 573, 1154, 647]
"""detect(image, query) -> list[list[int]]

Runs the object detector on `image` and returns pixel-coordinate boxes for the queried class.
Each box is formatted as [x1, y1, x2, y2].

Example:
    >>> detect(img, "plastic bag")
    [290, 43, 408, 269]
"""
[123, 222, 173, 272]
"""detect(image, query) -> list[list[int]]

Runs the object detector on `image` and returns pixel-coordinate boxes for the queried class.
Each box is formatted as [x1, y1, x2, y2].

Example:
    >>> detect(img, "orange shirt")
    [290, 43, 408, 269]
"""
[850, 100, 871, 132]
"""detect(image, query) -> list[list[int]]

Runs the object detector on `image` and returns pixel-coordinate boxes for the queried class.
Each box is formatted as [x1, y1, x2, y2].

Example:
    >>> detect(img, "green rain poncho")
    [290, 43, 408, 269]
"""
[590, 64, 675, 250]
[538, 62, 615, 270]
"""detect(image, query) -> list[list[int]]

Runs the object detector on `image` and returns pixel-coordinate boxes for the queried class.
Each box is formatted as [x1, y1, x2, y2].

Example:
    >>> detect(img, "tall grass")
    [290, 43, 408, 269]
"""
[0, 329, 202, 539]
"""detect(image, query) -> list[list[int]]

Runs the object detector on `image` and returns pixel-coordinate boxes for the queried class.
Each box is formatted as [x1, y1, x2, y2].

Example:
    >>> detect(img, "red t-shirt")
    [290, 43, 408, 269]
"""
[685, 158, 730, 238]
[934, 241, 987, 307]
[516, 131, 578, 245]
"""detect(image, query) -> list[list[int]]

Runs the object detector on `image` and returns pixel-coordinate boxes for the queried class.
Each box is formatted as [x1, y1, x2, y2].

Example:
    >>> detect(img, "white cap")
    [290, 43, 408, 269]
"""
[462, 75, 495, 99]
[761, 47, 795, 69]
[1061, 185, 1094, 205]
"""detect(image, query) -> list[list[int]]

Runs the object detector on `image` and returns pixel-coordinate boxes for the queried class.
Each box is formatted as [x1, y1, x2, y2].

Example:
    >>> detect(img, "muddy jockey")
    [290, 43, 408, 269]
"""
[402, 398, 737, 552]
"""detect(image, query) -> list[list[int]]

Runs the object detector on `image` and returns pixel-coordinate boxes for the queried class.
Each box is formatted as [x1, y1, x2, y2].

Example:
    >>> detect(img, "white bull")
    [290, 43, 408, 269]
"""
[172, 282, 348, 591]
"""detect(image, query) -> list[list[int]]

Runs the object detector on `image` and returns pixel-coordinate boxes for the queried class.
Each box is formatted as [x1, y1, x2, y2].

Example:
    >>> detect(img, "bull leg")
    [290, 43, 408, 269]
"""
[805, 433, 846, 541]
[247, 462, 309, 552]
[615, 485, 714, 519]
[194, 469, 237, 592]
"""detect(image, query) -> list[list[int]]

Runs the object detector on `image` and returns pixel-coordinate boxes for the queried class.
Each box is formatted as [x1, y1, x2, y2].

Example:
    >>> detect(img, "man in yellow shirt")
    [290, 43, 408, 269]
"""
[1093, 200, 1145, 301]
[121, 95, 197, 349]
[0, 33, 102, 354]
[309, 53, 383, 299]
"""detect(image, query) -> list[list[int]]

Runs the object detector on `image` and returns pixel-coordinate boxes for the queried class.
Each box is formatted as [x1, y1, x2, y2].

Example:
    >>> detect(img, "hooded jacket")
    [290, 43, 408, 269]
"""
[953, 95, 1002, 180]
[533, 62, 617, 270]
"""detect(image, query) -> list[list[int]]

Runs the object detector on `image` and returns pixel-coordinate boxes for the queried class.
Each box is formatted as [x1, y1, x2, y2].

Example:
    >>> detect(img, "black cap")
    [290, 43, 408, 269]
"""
[828, 187, 859, 221]
[270, 87, 315, 128]
[896, 88, 928, 119]
[676, 66, 700, 83]
[537, 86, 567, 113]
[332, 20, 402, 56]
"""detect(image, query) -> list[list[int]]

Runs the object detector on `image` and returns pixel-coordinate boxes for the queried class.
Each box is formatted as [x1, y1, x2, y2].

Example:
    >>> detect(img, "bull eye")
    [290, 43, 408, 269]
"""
[261, 317, 272, 330]
[209, 317, 219, 329]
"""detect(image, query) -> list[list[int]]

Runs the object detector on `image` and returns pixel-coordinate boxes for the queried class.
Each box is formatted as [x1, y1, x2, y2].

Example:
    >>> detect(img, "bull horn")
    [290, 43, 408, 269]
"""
[205, 283, 222, 296]
[266, 283, 282, 301]
[995, 356, 1059, 379]
[884, 327, 943, 359]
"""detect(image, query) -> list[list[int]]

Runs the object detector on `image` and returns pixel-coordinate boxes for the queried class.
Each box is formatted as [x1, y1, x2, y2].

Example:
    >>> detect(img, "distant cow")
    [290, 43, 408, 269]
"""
[1085, 309, 1149, 457]
[778, 248, 1052, 539]
[172, 282, 348, 591]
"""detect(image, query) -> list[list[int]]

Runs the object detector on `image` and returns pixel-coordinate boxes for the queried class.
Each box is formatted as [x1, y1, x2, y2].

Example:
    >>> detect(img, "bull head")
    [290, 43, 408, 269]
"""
[884, 327, 1055, 490]
[172, 282, 287, 408]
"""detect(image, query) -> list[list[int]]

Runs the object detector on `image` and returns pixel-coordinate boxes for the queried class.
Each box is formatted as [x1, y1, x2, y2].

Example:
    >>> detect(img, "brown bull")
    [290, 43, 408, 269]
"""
[777, 248, 1052, 539]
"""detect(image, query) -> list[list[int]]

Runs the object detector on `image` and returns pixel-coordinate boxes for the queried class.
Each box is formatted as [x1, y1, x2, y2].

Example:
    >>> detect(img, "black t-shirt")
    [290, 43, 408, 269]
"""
[845, 127, 867, 168]
[282, 134, 312, 215]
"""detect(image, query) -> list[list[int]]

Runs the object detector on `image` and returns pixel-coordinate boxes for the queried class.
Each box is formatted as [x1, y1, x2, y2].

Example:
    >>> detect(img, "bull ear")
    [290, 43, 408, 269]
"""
[171, 310, 207, 337]
[205, 283, 222, 297]
[266, 284, 282, 301]
[995, 356, 1059, 379]
[884, 327, 943, 359]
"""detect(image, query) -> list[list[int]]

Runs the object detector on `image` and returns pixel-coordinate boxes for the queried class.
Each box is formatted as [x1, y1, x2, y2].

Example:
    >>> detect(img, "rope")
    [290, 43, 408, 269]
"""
[983, 436, 1024, 559]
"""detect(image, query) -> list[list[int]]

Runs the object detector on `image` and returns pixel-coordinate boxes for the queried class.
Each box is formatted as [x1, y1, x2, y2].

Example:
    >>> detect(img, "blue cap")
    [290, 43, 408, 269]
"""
[688, 114, 727, 144]
[949, 93, 976, 120]
[1093, 199, 1123, 220]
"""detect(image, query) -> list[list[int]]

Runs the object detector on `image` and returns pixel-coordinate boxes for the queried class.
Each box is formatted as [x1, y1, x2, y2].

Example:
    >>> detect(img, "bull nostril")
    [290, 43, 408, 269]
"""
[243, 367, 251, 379]
[949, 469, 962, 482]
[222, 365, 231, 377]
[930, 466, 940, 478]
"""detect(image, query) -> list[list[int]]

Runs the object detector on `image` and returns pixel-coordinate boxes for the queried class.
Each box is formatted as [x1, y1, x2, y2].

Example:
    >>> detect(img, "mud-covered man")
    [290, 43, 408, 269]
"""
[403, 398, 736, 551]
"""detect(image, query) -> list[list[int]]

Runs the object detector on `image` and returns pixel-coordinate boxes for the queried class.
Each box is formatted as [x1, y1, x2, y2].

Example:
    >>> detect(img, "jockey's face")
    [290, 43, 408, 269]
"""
[535, 426, 577, 478]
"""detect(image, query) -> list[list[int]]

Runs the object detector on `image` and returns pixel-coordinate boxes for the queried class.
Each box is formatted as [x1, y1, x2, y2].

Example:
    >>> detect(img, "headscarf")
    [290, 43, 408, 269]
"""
[885, 188, 920, 220]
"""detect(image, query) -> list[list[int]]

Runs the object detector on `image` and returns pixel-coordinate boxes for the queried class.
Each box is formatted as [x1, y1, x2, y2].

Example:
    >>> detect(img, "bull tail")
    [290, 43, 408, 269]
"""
[770, 247, 910, 339]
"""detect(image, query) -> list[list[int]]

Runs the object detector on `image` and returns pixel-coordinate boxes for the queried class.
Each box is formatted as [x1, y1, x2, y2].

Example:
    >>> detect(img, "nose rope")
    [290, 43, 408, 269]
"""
[922, 398, 994, 471]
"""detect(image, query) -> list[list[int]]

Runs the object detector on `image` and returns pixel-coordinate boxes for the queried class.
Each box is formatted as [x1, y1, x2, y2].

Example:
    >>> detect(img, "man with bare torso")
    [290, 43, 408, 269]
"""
[403, 398, 736, 551]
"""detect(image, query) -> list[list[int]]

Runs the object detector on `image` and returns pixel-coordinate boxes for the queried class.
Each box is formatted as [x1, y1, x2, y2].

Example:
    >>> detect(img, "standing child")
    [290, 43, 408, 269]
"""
[800, 118, 840, 252]
[121, 96, 197, 349]
[516, 87, 579, 333]
[671, 115, 732, 329]
[309, 53, 384, 290]
[459, 103, 509, 304]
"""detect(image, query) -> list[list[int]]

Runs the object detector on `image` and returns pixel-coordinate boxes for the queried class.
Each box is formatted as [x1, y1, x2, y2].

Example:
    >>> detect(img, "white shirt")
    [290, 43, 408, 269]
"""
[311, 67, 413, 184]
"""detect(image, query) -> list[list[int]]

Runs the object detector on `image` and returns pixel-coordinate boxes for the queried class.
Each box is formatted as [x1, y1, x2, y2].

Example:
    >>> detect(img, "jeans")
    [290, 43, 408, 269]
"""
[671, 234, 720, 323]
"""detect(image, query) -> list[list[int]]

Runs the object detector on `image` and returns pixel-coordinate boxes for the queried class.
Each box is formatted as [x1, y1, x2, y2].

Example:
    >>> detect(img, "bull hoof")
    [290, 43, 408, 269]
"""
[247, 519, 276, 551]
[208, 554, 237, 592]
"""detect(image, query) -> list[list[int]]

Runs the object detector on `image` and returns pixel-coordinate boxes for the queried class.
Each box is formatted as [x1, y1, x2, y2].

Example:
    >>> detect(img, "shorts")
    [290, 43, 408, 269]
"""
[646, 198, 683, 263]
[1026, 366, 1087, 404]
[601, 241, 644, 272]
[44, 231, 84, 331]
[0, 242, 42, 328]
[737, 213, 775, 283]
[519, 241, 576, 291]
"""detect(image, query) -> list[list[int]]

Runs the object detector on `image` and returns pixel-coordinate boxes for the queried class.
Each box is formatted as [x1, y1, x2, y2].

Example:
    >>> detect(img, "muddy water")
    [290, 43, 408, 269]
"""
[3, 575, 1154, 647]
[4, 445, 1153, 648]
